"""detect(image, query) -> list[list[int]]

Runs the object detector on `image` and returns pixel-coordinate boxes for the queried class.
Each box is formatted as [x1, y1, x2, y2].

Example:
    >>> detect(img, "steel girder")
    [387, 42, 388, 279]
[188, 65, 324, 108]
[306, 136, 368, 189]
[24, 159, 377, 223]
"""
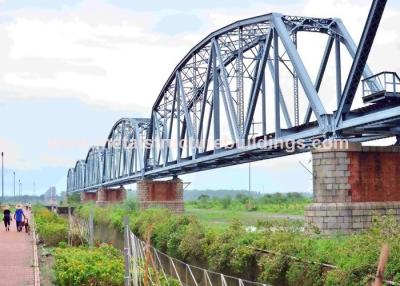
[67, 118, 151, 192]
[67, 12, 400, 193]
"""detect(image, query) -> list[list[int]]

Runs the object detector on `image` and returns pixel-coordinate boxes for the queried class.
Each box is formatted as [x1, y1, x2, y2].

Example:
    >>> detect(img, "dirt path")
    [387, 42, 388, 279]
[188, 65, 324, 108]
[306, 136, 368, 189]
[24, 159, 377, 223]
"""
[0, 209, 35, 286]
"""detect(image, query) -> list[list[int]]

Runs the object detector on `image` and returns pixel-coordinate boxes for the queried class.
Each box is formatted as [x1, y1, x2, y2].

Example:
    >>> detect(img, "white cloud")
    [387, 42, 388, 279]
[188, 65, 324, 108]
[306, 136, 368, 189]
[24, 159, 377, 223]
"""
[2, 0, 398, 110]
[0, 138, 35, 170]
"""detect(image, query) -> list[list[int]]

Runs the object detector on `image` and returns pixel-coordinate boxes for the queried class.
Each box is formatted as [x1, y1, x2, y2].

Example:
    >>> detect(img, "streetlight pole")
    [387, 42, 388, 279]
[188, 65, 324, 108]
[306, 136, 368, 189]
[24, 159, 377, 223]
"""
[13, 171, 15, 198]
[248, 162, 251, 193]
[18, 179, 21, 198]
[1, 152, 4, 200]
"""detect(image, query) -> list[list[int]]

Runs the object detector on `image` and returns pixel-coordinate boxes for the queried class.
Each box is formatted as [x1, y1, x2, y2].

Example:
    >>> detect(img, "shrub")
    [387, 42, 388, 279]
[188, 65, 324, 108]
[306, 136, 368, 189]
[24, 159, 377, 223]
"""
[54, 245, 124, 286]
[257, 254, 289, 285]
[34, 207, 68, 246]
[220, 196, 232, 209]
[153, 215, 190, 256]
[123, 198, 138, 212]
[203, 220, 254, 275]
[38, 222, 68, 246]
[286, 262, 323, 286]
[178, 218, 206, 264]
[129, 208, 171, 238]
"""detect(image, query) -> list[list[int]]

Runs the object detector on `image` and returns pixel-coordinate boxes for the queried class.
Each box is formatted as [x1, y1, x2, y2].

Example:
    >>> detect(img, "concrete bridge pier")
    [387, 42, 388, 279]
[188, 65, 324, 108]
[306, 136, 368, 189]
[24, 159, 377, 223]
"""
[80, 187, 126, 205]
[305, 142, 400, 234]
[81, 191, 97, 203]
[96, 186, 126, 205]
[137, 178, 184, 213]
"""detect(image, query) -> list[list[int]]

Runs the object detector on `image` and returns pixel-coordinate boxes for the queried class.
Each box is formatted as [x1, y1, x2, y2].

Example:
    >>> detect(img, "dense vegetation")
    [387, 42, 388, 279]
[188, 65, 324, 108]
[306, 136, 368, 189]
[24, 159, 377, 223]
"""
[34, 206, 68, 246]
[54, 245, 124, 286]
[75, 201, 400, 286]
[186, 192, 311, 215]
[34, 206, 126, 286]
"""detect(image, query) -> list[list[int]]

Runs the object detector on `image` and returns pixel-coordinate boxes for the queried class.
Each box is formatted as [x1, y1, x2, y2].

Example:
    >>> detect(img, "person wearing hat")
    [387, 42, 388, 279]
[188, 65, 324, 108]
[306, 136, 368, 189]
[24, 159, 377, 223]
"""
[14, 204, 25, 232]
[3, 205, 11, 231]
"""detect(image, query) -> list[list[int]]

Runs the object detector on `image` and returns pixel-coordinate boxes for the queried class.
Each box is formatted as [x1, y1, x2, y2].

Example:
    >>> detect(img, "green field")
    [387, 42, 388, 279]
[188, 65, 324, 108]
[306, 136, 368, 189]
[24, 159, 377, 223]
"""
[185, 205, 304, 229]
[184, 192, 310, 228]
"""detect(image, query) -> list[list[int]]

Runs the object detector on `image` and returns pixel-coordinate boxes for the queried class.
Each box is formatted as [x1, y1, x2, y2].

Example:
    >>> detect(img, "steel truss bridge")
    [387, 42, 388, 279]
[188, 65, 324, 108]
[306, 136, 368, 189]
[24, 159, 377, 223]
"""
[67, 1, 400, 193]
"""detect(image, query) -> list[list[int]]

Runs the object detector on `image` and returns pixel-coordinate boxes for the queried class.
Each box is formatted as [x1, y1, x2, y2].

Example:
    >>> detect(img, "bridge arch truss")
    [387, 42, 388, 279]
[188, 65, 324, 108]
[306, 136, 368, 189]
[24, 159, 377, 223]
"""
[68, 12, 400, 192]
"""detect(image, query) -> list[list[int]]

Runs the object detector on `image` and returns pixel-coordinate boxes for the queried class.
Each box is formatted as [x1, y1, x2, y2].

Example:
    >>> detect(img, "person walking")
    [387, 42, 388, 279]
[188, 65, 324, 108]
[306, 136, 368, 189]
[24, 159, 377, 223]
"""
[3, 205, 11, 231]
[14, 204, 25, 232]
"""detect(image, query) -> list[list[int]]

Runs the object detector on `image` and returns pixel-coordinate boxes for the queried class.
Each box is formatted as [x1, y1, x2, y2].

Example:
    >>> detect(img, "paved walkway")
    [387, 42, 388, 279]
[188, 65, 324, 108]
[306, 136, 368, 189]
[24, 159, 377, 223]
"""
[0, 210, 35, 286]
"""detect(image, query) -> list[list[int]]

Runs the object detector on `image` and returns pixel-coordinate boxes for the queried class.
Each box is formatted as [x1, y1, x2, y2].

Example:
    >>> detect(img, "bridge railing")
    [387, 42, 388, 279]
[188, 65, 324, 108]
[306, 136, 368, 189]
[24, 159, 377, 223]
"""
[362, 71, 400, 102]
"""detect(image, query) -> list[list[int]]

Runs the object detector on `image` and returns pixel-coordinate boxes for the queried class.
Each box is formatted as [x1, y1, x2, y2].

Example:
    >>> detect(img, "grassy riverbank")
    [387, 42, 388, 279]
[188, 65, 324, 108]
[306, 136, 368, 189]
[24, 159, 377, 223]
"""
[74, 201, 400, 286]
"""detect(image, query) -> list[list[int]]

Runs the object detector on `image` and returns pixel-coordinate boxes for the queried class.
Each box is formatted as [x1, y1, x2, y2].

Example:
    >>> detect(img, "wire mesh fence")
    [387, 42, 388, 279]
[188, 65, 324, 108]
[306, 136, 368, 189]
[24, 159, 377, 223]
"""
[126, 227, 270, 286]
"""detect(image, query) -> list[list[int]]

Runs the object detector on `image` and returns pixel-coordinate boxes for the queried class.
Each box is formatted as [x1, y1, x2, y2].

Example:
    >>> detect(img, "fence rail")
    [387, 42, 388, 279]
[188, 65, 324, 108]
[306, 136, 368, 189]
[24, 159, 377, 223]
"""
[124, 224, 269, 286]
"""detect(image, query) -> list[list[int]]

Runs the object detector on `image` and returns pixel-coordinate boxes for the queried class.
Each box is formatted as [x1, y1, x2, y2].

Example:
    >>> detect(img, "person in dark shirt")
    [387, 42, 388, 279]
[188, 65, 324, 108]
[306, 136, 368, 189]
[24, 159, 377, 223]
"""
[3, 206, 11, 231]
[14, 204, 25, 232]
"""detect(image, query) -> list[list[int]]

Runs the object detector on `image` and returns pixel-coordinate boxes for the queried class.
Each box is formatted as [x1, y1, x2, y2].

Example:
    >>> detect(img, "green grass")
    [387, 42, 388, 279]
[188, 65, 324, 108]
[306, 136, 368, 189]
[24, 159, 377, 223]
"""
[185, 205, 304, 229]
[256, 202, 310, 215]
[185, 192, 311, 217]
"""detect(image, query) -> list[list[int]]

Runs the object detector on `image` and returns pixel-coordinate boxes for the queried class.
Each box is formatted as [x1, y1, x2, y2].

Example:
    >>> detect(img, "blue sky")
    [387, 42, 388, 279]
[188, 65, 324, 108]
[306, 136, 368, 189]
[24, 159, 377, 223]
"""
[0, 0, 398, 195]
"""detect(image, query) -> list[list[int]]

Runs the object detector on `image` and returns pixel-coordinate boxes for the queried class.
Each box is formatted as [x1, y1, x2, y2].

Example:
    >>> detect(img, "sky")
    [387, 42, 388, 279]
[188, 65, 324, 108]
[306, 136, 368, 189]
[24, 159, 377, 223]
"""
[0, 0, 399, 196]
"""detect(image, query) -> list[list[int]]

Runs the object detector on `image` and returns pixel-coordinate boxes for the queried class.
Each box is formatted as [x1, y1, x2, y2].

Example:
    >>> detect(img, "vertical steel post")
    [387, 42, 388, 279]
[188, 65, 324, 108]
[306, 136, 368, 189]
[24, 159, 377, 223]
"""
[237, 26, 244, 134]
[292, 32, 299, 126]
[248, 162, 251, 193]
[212, 42, 220, 147]
[335, 38, 342, 106]
[1, 152, 3, 200]
[89, 208, 94, 248]
[124, 216, 130, 286]
[261, 77, 267, 135]
[68, 204, 72, 246]
[273, 29, 281, 138]
[177, 75, 181, 162]
[13, 171, 15, 198]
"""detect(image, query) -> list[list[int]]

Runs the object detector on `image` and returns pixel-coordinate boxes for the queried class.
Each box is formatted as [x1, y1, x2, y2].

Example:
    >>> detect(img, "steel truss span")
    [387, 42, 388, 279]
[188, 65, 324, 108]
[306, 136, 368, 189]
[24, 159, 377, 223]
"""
[68, 10, 400, 193]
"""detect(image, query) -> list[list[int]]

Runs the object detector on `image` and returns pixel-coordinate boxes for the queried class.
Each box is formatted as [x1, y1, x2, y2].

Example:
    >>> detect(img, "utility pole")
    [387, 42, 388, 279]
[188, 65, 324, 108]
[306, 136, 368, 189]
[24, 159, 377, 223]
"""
[13, 171, 15, 197]
[18, 179, 21, 198]
[248, 162, 251, 193]
[248, 121, 258, 194]
[1, 152, 4, 200]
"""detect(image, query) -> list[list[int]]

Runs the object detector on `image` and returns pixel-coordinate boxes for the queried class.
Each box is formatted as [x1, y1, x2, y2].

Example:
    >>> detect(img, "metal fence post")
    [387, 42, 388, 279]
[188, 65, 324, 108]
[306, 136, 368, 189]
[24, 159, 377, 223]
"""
[89, 208, 94, 247]
[124, 216, 130, 286]
[67, 205, 72, 246]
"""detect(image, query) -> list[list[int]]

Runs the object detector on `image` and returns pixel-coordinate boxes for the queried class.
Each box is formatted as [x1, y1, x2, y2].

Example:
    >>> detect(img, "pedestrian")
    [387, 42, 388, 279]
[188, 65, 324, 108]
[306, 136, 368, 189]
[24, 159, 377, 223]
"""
[24, 217, 30, 234]
[14, 204, 25, 232]
[3, 205, 11, 231]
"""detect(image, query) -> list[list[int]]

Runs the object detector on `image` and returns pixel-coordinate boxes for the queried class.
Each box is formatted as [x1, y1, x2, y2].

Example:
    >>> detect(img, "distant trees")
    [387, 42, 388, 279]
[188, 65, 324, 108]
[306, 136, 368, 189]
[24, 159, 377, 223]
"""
[189, 192, 310, 213]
